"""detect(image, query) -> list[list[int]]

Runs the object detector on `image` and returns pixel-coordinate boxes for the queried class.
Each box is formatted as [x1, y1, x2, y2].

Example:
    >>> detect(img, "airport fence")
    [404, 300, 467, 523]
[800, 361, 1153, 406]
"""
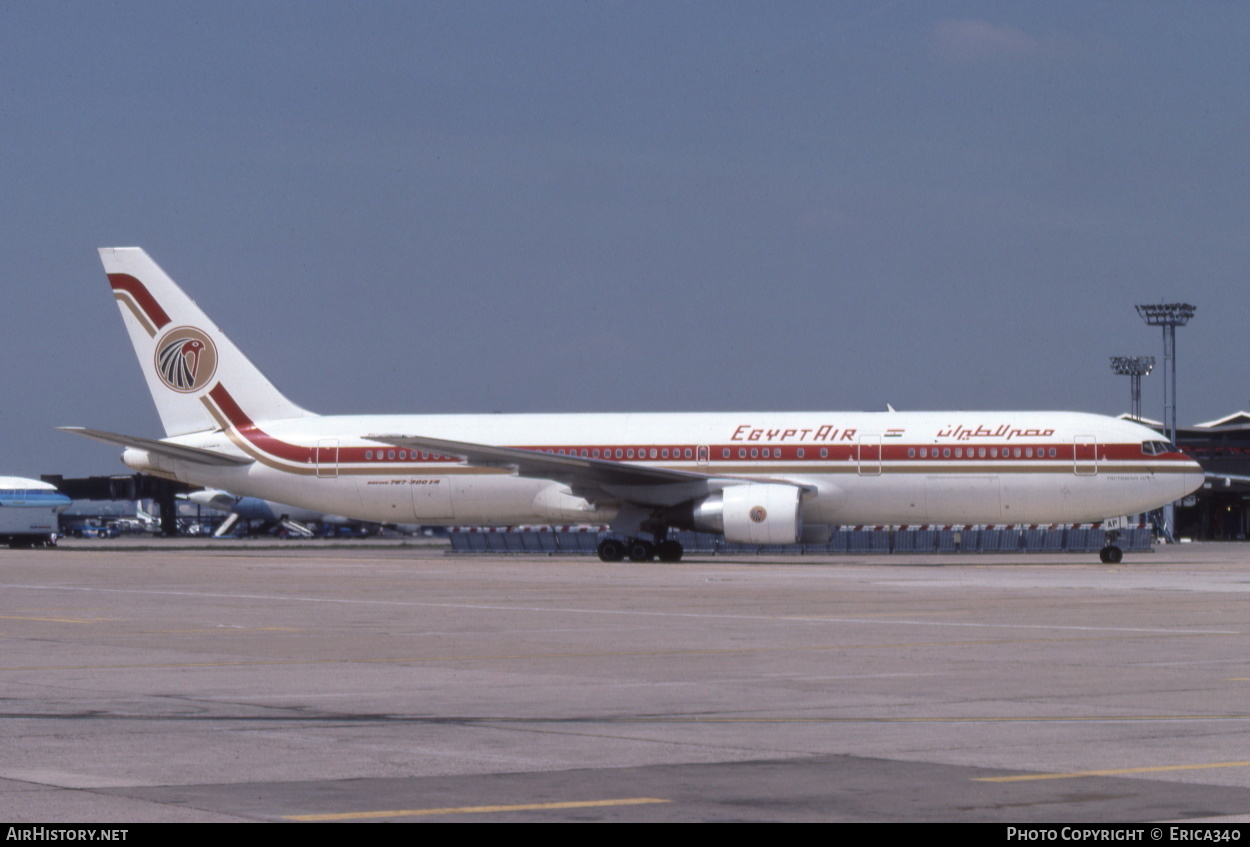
[447, 526, 1154, 556]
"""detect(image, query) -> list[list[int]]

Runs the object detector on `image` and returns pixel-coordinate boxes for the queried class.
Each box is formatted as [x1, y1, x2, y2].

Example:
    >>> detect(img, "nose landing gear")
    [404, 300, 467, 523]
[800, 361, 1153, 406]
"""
[1099, 525, 1124, 563]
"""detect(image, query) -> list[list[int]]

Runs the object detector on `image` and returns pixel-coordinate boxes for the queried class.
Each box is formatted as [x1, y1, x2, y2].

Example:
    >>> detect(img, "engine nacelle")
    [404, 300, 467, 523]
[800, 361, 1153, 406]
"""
[690, 483, 803, 545]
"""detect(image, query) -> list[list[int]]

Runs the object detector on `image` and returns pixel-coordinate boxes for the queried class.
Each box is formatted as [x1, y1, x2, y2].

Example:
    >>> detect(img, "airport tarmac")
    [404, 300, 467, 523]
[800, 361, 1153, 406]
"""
[4, 539, 1250, 822]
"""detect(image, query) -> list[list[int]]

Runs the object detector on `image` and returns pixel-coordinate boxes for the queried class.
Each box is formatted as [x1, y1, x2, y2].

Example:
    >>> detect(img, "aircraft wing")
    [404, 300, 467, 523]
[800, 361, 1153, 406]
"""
[369, 433, 809, 508]
[1206, 471, 1250, 487]
[59, 427, 254, 467]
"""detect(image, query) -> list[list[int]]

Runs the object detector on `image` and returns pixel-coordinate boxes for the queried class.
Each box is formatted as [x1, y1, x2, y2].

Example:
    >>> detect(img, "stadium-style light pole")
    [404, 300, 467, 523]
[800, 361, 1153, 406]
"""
[1134, 303, 1195, 542]
[1109, 356, 1155, 423]
[1134, 303, 1195, 447]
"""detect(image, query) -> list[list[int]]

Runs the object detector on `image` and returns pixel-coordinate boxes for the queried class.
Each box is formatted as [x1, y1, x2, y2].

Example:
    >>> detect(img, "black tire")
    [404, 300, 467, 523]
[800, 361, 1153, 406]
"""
[627, 540, 655, 562]
[656, 540, 683, 562]
[597, 538, 625, 562]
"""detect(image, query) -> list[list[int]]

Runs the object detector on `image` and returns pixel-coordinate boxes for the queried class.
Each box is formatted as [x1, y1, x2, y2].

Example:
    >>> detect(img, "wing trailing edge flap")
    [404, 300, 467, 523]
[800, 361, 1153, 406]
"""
[58, 427, 254, 467]
[368, 433, 813, 508]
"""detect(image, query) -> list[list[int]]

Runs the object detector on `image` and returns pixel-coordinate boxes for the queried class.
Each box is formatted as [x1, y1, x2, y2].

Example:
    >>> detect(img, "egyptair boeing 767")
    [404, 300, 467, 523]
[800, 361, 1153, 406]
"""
[63, 248, 1204, 563]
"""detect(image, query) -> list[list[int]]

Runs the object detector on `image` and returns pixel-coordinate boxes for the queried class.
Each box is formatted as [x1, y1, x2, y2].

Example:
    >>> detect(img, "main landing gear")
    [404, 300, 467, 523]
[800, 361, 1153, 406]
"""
[597, 536, 683, 563]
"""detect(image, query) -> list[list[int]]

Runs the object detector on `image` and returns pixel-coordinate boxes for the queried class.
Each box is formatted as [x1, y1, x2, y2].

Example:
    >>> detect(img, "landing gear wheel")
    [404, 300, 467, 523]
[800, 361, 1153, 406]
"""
[597, 538, 625, 562]
[627, 539, 655, 562]
[1099, 545, 1123, 564]
[656, 540, 684, 562]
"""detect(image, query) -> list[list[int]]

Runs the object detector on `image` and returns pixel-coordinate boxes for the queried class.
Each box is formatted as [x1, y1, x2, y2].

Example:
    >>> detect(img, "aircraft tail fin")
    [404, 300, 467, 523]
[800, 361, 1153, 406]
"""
[100, 247, 315, 437]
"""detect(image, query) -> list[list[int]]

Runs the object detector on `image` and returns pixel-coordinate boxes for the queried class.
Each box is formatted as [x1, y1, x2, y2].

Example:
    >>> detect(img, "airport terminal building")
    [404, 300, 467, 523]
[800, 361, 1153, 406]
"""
[1171, 411, 1250, 540]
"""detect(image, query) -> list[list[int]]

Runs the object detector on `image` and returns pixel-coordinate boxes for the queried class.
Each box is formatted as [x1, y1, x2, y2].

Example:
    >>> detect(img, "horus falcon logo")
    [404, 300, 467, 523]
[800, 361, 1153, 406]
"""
[749, 506, 768, 523]
[154, 326, 218, 393]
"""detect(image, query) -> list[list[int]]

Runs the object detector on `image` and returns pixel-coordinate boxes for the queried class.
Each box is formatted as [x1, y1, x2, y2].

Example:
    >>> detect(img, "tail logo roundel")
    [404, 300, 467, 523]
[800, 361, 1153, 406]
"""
[154, 326, 218, 393]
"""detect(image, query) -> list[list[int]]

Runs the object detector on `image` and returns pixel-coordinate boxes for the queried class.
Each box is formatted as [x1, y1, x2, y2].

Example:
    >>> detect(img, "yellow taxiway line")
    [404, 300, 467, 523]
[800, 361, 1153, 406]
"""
[285, 797, 670, 821]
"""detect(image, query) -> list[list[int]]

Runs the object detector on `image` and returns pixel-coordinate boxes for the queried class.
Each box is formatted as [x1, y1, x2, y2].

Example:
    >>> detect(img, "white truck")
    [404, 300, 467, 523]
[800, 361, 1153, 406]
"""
[0, 477, 71, 547]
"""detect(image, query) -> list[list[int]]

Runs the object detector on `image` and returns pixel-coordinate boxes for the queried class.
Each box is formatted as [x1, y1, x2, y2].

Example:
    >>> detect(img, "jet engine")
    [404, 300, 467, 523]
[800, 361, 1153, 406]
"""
[687, 483, 803, 544]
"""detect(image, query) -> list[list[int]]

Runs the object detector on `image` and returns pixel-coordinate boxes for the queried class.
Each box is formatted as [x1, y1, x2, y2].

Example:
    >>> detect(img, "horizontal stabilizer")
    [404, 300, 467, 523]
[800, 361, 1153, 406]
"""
[58, 427, 253, 466]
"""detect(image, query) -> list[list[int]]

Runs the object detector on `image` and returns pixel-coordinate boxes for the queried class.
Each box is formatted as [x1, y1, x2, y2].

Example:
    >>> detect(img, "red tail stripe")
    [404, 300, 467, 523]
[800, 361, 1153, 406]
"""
[108, 274, 171, 330]
[209, 384, 315, 463]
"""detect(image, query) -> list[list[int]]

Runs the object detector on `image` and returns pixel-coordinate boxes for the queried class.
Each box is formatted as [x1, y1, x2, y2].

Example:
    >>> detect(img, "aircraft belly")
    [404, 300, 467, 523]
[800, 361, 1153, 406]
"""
[924, 475, 1002, 524]
[354, 476, 452, 523]
[449, 476, 564, 526]
[817, 470, 1180, 527]
[999, 472, 1169, 524]
[813, 474, 927, 526]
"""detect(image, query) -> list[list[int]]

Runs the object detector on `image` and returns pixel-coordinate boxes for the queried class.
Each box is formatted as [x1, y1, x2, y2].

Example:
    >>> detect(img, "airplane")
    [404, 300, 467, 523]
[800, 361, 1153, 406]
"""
[63, 248, 1205, 564]
[183, 488, 404, 538]
[182, 489, 328, 537]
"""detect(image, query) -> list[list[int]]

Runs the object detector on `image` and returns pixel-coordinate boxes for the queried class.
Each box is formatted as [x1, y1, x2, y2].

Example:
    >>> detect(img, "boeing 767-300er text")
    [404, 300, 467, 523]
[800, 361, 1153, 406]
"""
[64, 248, 1204, 563]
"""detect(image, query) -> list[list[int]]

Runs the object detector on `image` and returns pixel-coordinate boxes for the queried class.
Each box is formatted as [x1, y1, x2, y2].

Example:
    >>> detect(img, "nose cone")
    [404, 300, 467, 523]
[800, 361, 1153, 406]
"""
[1177, 457, 1206, 501]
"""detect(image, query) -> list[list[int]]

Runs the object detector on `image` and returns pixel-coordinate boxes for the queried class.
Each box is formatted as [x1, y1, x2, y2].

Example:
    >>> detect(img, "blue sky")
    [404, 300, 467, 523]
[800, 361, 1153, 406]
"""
[3, 2, 1248, 477]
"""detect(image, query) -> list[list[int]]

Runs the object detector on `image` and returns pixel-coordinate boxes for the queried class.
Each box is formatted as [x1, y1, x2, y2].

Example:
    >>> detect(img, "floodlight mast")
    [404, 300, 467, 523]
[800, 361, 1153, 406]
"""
[1109, 356, 1155, 423]
[1134, 303, 1195, 447]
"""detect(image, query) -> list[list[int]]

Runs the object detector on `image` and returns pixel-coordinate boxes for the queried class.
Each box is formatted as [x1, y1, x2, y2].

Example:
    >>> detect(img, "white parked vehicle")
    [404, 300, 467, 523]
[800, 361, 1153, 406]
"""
[0, 477, 71, 547]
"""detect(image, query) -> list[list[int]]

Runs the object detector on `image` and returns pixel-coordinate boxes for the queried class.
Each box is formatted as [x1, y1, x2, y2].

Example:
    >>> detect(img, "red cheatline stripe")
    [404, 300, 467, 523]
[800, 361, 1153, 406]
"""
[204, 386, 1195, 473]
[108, 274, 171, 330]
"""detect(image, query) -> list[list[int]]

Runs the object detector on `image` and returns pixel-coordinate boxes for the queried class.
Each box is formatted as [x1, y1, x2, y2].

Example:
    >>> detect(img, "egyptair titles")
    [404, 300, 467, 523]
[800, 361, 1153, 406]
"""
[730, 425, 857, 443]
[936, 424, 1056, 442]
[729, 423, 1057, 443]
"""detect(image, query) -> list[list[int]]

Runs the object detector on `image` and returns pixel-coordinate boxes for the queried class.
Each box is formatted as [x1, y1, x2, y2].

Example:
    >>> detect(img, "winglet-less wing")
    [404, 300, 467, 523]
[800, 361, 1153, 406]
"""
[370, 433, 706, 484]
[59, 427, 254, 467]
[368, 433, 811, 509]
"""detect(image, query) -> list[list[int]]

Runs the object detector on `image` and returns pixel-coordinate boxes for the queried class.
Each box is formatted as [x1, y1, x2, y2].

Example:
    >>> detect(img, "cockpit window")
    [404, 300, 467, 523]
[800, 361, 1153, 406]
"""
[1141, 440, 1175, 455]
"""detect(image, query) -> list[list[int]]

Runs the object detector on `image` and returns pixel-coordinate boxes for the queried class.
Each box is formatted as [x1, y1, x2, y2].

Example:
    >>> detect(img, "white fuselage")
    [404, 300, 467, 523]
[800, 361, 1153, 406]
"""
[122, 408, 1203, 529]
